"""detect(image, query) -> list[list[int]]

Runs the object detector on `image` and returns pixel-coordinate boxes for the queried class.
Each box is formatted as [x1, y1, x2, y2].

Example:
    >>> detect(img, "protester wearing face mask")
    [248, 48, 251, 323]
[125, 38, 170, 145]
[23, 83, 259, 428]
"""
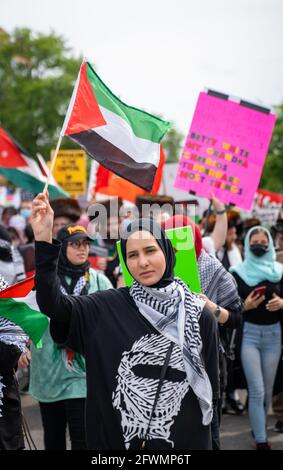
[230, 226, 283, 450]
[20, 200, 33, 222]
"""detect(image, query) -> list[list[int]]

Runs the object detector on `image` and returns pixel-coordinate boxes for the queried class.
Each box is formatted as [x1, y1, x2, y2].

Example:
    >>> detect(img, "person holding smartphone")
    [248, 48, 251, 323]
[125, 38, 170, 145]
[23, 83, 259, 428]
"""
[230, 226, 283, 450]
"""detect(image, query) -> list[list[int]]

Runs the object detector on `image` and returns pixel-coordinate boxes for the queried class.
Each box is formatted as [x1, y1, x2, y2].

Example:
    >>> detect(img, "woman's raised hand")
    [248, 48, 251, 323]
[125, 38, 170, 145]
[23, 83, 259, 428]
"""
[31, 193, 54, 243]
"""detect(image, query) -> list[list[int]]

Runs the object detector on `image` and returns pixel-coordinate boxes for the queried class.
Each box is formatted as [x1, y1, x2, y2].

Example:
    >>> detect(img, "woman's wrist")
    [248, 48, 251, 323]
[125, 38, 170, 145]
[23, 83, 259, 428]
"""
[211, 305, 229, 324]
[243, 300, 251, 311]
[34, 231, 53, 243]
[215, 208, 226, 215]
[212, 305, 221, 318]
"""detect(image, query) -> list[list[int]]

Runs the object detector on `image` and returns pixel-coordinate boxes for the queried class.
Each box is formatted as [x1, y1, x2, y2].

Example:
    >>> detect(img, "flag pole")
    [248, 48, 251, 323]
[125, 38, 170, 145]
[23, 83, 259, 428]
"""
[43, 61, 84, 195]
[43, 134, 63, 194]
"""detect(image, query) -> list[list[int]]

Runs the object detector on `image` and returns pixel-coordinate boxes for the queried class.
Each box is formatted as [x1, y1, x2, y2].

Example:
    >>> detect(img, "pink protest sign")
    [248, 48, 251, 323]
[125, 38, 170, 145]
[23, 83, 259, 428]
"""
[174, 91, 276, 210]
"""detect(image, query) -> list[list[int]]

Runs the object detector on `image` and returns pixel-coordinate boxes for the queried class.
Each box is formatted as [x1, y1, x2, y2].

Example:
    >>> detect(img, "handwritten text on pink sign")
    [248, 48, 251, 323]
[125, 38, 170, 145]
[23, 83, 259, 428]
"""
[174, 92, 276, 210]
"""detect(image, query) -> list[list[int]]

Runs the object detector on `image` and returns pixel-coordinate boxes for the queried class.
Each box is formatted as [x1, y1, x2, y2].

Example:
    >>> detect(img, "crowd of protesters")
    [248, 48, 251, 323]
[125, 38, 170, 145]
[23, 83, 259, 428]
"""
[0, 190, 282, 450]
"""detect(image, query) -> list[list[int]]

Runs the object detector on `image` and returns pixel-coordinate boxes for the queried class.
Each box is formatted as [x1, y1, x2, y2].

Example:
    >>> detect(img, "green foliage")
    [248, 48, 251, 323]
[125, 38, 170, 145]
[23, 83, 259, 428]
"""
[0, 28, 82, 158]
[260, 103, 283, 193]
[161, 125, 184, 163]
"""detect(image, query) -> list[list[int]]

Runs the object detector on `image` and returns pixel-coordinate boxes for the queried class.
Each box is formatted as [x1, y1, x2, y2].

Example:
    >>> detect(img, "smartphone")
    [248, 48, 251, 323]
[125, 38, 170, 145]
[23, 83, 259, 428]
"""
[252, 286, 267, 296]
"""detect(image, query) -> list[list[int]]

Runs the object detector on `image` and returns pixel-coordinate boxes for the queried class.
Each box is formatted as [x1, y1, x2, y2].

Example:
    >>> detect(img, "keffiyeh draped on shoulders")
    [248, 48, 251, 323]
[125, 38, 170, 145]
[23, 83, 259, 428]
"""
[198, 249, 241, 312]
[130, 277, 213, 425]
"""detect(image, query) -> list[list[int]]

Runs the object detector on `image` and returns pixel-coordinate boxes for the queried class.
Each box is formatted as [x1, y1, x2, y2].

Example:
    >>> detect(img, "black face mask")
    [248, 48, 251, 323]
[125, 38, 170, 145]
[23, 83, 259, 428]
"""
[250, 244, 269, 257]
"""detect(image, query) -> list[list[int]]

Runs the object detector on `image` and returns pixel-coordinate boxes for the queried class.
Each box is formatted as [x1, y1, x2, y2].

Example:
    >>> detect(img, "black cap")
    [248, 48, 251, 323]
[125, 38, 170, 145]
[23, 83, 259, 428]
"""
[56, 224, 91, 243]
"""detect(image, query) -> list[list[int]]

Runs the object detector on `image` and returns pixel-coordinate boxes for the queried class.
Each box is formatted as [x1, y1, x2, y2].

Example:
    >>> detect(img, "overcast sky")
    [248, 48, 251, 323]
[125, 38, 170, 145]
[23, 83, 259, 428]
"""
[2, 0, 283, 136]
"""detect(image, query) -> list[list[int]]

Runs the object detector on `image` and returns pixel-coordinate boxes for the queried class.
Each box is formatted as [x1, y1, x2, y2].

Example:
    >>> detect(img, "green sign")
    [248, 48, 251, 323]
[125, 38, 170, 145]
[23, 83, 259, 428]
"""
[117, 226, 201, 293]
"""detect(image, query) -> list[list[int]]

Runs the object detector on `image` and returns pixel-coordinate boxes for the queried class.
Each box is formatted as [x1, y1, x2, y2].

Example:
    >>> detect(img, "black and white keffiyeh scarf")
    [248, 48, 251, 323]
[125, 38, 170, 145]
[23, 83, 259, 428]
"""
[129, 277, 213, 425]
[59, 275, 87, 296]
[198, 249, 242, 311]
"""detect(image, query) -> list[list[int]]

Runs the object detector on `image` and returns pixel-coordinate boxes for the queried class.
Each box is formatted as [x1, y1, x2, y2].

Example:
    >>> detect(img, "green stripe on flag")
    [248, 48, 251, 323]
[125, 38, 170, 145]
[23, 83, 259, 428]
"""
[0, 168, 69, 199]
[0, 298, 49, 347]
[86, 62, 170, 142]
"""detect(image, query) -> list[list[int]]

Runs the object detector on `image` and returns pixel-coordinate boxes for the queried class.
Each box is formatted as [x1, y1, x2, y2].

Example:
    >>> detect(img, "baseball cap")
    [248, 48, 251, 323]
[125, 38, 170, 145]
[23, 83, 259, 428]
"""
[56, 223, 92, 243]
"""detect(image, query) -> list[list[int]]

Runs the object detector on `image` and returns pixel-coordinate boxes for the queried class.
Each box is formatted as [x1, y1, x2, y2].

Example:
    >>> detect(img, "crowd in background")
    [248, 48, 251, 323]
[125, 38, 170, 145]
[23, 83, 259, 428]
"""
[0, 189, 283, 450]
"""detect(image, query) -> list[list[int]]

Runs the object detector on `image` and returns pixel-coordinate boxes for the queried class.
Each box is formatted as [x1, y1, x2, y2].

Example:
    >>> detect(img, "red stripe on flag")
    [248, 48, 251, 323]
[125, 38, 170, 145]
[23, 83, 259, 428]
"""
[151, 145, 165, 193]
[64, 63, 107, 136]
[95, 164, 111, 192]
[0, 276, 35, 298]
[0, 128, 28, 168]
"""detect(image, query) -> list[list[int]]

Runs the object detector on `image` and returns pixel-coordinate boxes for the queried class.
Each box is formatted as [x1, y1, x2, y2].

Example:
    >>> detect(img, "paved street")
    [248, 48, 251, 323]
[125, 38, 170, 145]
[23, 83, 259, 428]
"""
[21, 393, 283, 451]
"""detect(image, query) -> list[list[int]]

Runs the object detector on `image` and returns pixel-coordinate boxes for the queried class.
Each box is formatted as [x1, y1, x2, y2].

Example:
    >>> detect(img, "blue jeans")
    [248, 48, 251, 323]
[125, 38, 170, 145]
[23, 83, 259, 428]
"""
[241, 322, 281, 443]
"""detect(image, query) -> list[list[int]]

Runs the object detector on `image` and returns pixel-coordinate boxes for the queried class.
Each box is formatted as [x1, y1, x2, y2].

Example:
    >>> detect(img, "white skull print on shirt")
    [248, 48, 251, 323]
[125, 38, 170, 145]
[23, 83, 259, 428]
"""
[112, 334, 189, 449]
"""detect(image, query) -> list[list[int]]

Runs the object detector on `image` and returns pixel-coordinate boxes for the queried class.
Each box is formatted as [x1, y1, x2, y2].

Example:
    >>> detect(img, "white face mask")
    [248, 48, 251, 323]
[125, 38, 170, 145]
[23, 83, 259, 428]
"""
[20, 208, 32, 219]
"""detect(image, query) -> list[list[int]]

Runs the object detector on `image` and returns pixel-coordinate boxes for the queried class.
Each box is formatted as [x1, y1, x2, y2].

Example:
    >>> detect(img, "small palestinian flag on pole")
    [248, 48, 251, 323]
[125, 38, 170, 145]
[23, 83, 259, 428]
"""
[0, 128, 68, 199]
[0, 277, 48, 347]
[60, 62, 170, 191]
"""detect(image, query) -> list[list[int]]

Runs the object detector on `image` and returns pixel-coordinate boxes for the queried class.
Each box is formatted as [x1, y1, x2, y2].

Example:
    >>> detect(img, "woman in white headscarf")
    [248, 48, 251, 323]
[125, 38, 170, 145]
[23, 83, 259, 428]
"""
[230, 226, 283, 450]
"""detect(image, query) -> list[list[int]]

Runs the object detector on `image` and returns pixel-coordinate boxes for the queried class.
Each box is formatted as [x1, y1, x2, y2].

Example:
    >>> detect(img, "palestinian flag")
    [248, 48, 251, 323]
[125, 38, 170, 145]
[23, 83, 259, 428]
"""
[0, 276, 48, 346]
[61, 62, 170, 191]
[0, 128, 68, 199]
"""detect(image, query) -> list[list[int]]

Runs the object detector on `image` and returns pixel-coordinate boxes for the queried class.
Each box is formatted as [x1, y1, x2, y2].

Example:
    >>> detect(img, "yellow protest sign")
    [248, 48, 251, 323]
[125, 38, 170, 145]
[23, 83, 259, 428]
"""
[50, 150, 86, 198]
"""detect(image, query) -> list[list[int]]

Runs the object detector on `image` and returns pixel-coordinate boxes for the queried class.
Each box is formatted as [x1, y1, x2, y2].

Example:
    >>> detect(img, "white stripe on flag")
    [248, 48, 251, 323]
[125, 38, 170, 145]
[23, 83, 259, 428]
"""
[94, 106, 160, 167]
[13, 291, 40, 312]
[16, 156, 48, 183]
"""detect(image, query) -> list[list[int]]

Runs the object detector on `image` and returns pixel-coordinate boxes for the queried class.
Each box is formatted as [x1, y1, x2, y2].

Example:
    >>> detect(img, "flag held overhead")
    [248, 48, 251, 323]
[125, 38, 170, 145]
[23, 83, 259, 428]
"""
[61, 61, 170, 191]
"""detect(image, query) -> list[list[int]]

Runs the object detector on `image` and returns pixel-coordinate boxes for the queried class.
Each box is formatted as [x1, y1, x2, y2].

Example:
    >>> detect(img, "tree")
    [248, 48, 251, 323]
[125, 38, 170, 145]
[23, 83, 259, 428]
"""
[0, 27, 82, 158]
[260, 103, 283, 193]
[161, 125, 184, 163]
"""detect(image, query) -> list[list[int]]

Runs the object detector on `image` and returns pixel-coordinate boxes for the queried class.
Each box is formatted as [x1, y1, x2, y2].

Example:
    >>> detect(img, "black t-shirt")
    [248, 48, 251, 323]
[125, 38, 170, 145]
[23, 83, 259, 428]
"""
[232, 272, 283, 325]
[35, 241, 219, 450]
[105, 252, 120, 288]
